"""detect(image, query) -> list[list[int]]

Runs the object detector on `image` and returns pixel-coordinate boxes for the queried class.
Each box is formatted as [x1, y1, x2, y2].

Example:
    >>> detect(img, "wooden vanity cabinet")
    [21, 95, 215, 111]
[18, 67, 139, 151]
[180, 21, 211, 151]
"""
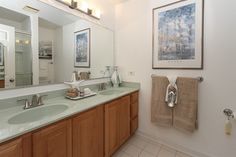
[33, 120, 72, 157]
[105, 95, 131, 157]
[0, 91, 139, 157]
[130, 92, 139, 134]
[0, 134, 31, 157]
[72, 105, 104, 157]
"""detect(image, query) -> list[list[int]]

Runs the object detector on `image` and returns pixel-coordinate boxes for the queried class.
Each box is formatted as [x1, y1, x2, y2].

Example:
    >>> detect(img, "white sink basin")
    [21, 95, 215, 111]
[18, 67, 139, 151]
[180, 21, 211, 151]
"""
[99, 89, 125, 95]
[8, 104, 68, 124]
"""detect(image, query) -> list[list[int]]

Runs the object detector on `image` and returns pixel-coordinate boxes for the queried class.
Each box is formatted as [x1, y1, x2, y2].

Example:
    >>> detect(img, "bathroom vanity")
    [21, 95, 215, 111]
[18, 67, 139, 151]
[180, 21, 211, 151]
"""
[0, 87, 139, 157]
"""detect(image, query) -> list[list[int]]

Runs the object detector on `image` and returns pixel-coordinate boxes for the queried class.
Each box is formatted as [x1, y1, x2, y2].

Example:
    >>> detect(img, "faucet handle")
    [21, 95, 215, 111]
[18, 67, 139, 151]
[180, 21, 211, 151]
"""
[38, 95, 48, 106]
[17, 99, 31, 109]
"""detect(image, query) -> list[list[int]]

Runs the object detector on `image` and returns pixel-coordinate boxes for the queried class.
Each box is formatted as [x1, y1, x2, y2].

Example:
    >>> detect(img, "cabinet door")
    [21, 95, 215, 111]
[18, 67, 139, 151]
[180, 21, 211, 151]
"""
[131, 117, 138, 135]
[105, 100, 120, 157]
[73, 106, 104, 157]
[0, 139, 22, 157]
[119, 96, 130, 144]
[0, 134, 31, 157]
[131, 102, 138, 119]
[33, 120, 72, 157]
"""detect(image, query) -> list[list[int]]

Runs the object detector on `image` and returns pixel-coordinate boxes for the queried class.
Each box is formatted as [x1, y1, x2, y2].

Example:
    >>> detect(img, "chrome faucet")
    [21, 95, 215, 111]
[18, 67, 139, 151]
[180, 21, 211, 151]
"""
[18, 94, 47, 110]
[98, 83, 107, 91]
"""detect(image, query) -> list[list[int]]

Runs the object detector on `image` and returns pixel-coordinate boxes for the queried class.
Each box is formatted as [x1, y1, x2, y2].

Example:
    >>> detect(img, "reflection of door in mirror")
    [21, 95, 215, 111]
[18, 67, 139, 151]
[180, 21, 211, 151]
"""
[39, 41, 54, 84]
[38, 18, 62, 85]
[0, 24, 15, 89]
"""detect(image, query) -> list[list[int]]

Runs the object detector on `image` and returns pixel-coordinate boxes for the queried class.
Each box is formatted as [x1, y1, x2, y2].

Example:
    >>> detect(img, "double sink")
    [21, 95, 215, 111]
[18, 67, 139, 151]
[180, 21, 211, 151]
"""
[7, 89, 126, 125]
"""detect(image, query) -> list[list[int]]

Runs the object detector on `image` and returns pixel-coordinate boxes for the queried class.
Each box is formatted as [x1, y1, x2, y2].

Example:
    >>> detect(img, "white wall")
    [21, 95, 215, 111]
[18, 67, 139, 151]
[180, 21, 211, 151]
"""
[115, 0, 236, 157]
[38, 27, 56, 42]
[38, 26, 58, 84]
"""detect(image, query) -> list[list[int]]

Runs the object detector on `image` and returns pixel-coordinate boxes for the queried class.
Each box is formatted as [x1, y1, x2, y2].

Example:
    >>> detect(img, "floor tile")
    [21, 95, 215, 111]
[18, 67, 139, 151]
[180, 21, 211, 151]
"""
[112, 135, 193, 157]
[124, 144, 142, 157]
[176, 151, 192, 157]
[119, 142, 130, 152]
[139, 151, 156, 157]
[128, 137, 149, 149]
[143, 142, 161, 156]
[161, 146, 176, 154]
[157, 147, 176, 157]
[112, 150, 125, 157]
[113, 151, 131, 157]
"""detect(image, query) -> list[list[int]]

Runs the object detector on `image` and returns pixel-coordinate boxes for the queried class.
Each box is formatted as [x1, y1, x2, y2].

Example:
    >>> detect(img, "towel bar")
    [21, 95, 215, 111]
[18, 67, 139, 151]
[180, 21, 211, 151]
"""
[151, 75, 204, 82]
[196, 77, 204, 82]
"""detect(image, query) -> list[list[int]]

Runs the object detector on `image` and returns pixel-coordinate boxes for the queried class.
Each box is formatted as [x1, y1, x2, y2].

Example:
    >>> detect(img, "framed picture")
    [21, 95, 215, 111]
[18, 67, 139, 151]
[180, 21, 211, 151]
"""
[74, 28, 91, 68]
[152, 0, 204, 69]
[0, 43, 4, 66]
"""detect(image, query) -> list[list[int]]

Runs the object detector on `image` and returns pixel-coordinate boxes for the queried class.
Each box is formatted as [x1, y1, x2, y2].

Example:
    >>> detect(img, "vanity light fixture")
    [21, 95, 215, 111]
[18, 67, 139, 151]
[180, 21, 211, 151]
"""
[68, 0, 77, 9]
[23, 5, 40, 13]
[55, 0, 101, 20]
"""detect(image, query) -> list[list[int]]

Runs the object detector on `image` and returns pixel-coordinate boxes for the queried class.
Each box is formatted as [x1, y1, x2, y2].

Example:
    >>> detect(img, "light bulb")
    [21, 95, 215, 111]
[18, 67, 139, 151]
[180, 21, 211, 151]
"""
[25, 40, 29, 44]
[80, 1, 89, 12]
[62, 0, 71, 4]
[93, 9, 101, 19]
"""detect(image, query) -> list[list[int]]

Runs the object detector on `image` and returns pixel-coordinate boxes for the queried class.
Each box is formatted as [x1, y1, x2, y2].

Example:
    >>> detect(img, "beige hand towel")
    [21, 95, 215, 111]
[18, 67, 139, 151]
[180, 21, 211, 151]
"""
[173, 77, 198, 133]
[151, 76, 173, 127]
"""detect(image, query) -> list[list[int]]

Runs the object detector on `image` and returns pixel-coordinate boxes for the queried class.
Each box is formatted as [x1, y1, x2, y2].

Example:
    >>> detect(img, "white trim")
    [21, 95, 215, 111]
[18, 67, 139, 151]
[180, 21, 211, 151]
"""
[0, 77, 110, 100]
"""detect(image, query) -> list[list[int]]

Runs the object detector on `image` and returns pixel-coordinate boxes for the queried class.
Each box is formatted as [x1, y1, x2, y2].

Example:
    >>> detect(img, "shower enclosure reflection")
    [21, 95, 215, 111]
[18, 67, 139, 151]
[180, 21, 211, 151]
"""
[15, 32, 32, 86]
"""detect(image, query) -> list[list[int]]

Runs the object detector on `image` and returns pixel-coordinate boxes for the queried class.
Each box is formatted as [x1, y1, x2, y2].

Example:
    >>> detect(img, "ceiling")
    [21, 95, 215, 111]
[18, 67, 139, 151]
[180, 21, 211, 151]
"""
[0, 0, 79, 27]
[0, 6, 29, 22]
[39, 18, 60, 29]
[110, 0, 128, 4]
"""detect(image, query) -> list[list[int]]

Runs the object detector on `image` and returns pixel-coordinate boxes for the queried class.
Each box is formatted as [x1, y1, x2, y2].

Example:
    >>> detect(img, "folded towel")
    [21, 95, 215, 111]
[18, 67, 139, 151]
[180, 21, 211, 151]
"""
[167, 75, 177, 86]
[151, 76, 173, 127]
[173, 77, 198, 133]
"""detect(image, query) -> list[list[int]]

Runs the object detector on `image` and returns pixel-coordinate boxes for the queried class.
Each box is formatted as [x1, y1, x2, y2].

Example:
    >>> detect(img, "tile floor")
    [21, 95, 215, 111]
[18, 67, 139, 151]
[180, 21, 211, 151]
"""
[112, 135, 192, 157]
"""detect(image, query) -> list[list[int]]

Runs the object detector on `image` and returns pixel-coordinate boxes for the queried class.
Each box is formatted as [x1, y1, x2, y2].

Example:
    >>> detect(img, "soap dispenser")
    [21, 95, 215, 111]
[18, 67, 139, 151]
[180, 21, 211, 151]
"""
[111, 66, 122, 87]
[223, 109, 234, 135]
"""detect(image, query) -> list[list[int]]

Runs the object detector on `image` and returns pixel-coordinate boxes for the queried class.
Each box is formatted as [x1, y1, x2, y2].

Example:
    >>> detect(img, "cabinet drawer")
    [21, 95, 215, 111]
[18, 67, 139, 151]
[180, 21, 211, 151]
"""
[131, 117, 138, 135]
[131, 92, 138, 104]
[131, 102, 138, 119]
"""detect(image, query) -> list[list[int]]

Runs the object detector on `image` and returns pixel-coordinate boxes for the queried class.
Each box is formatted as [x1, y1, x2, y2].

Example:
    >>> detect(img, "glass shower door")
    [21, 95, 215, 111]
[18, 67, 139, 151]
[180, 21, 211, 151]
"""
[15, 32, 32, 86]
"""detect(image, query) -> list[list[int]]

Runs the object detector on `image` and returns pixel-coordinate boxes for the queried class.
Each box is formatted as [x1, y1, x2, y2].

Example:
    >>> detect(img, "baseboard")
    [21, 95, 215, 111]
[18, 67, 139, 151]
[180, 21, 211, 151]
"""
[136, 131, 214, 157]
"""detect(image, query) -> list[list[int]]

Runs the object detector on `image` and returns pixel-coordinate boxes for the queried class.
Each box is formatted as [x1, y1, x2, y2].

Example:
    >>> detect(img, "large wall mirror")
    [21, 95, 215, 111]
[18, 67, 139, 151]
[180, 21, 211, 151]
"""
[0, 0, 114, 90]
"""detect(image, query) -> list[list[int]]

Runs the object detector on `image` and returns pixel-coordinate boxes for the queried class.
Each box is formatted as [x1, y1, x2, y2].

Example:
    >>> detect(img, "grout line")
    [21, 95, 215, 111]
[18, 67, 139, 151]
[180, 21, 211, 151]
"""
[156, 144, 163, 157]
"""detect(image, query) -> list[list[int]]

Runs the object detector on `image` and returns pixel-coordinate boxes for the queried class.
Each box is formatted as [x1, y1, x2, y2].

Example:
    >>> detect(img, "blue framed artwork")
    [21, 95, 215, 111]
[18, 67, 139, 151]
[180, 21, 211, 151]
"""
[74, 28, 91, 68]
[153, 0, 204, 69]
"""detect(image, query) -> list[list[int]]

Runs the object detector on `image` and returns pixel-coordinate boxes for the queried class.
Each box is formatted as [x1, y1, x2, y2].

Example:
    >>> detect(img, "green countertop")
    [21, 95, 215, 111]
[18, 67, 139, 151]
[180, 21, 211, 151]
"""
[0, 85, 139, 144]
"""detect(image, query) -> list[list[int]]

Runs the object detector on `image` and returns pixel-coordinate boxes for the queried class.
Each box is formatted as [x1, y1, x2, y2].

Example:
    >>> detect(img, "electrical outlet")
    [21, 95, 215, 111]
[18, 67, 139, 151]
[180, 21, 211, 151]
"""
[128, 71, 135, 76]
